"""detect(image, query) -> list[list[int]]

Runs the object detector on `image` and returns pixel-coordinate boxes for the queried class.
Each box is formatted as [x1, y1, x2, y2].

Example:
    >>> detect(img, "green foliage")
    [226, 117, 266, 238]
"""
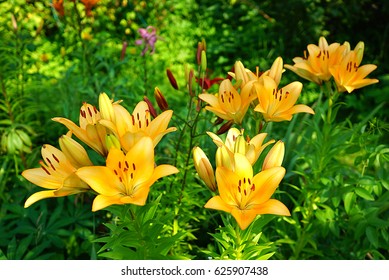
[0, 0, 388, 260]
[204, 215, 277, 260]
[95, 194, 188, 260]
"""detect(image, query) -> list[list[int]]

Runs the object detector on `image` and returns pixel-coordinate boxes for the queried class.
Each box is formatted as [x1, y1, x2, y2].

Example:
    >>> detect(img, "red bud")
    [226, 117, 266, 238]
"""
[166, 69, 179, 90]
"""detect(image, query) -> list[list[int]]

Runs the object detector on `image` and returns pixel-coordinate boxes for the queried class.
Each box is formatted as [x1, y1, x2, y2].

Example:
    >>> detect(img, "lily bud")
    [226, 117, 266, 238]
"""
[196, 39, 206, 65]
[120, 41, 128, 61]
[234, 133, 248, 155]
[193, 146, 216, 192]
[11, 14, 18, 32]
[188, 69, 195, 96]
[215, 146, 233, 171]
[216, 120, 233, 135]
[166, 68, 179, 90]
[105, 134, 121, 151]
[262, 140, 285, 170]
[143, 96, 158, 118]
[59, 133, 93, 168]
[99, 92, 115, 123]
[201, 50, 207, 72]
[154, 87, 169, 111]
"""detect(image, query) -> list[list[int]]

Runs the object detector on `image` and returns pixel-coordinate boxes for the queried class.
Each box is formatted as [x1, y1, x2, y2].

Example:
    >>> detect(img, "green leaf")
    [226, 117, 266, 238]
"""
[366, 226, 379, 248]
[0, 248, 7, 260]
[355, 187, 374, 201]
[344, 192, 355, 214]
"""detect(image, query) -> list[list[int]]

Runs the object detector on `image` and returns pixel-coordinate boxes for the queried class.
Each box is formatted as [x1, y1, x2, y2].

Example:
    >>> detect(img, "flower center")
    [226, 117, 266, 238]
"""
[112, 159, 138, 195]
[39, 145, 74, 176]
[220, 90, 236, 106]
[272, 88, 289, 102]
[131, 110, 150, 130]
[237, 176, 256, 209]
[315, 49, 330, 61]
[80, 103, 100, 125]
[346, 60, 358, 73]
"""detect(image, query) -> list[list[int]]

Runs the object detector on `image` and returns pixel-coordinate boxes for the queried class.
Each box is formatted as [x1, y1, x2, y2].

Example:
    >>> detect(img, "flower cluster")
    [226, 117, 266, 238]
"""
[22, 93, 179, 211]
[193, 128, 290, 230]
[200, 57, 315, 124]
[285, 37, 379, 93]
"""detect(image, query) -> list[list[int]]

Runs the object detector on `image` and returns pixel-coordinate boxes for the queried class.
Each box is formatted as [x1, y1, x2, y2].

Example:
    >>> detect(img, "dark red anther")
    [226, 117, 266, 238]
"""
[87, 106, 93, 117]
[52, 154, 59, 163]
[40, 163, 51, 175]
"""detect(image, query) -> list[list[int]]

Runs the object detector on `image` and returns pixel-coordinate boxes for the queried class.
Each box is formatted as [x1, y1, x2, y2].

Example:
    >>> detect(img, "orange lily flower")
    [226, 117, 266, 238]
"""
[199, 79, 257, 125]
[22, 142, 91, 208]
[204, 153, 290, 230]
[254, 76, 315, 122]
[98, 96, 176, 151]
[284, 37, 348, 84]
[329, 41, 379, 93]
[76, 137, 179, 211]
[52, 102, 108, 156]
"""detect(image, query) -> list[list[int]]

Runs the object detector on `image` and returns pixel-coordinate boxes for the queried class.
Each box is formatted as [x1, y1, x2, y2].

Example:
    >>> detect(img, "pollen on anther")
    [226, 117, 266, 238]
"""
[52, 154, 60, 163]
[251, 184, 255, 191]
[40, 164, 51, 175]
[80, 110, 86, 118]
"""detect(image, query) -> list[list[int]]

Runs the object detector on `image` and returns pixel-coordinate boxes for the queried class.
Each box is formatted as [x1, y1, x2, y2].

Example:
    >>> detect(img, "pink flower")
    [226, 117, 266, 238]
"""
[135, 26, 158, 56]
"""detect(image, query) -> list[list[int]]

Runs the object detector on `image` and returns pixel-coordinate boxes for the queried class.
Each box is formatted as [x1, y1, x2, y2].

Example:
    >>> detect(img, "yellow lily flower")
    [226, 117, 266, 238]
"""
[329, 41, 379, 93]
[76, 137, 179, 211]
[52, 102, 108, 156]
[199, 79, 257, 125]
[284, 37, 348, 84]
[204, 153, 290, 230]
[22, 143, 91, 208]
[207, 127, 274, 168]
[99, 100, 176, 151]
[254, 76, 315, 122]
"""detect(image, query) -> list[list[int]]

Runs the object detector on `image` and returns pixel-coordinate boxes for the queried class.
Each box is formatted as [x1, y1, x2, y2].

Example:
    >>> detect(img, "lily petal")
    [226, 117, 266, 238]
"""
[24, 190, 57, 208]
[251, 199, 290, 216]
